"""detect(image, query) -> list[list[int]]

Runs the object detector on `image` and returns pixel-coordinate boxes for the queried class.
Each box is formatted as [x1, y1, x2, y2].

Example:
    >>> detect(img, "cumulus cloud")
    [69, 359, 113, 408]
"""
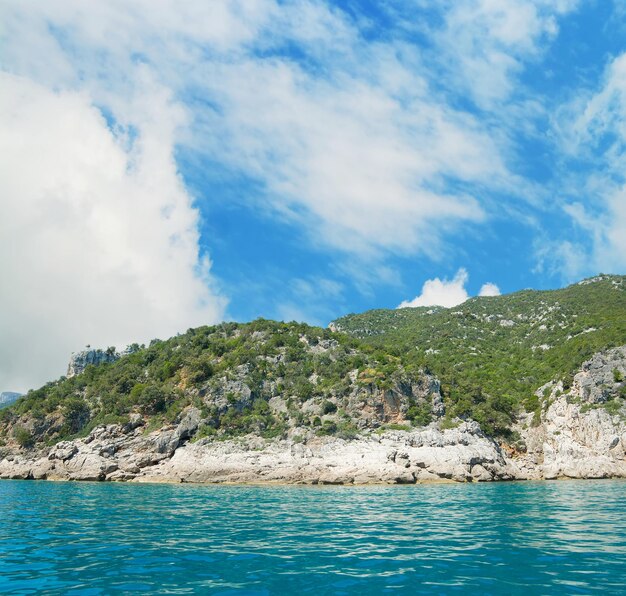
[398, 269, 502, 308]
[398, 269, 470, 308]
[479, 282, 501, 296]
[0, 74, 226, 392]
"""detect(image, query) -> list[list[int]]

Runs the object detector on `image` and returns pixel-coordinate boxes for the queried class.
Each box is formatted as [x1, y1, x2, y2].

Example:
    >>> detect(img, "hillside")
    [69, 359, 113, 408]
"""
[1, 275, 625, 460]
[330, 275, 626, 434]
[0, 320, 439, 450]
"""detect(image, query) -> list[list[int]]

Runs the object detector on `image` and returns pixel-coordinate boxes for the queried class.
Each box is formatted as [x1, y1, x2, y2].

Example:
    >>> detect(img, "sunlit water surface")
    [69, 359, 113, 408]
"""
[1, 480, 625, 594]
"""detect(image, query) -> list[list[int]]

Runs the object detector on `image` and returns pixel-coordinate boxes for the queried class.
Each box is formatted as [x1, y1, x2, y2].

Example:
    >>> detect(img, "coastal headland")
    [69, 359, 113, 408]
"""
[1, 276, 625, 484]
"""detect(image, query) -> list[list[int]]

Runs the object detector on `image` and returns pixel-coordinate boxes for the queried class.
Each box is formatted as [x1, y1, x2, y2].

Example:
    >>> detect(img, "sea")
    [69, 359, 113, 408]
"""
[1, 479, 625, 594]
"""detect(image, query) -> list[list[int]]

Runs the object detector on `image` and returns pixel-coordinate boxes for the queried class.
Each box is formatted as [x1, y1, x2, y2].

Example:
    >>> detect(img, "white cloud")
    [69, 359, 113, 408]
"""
[554, 191, 626, 277]
[602, 189, 626, 270]
[435, 0, 579, 107]
[560, 53, 626, 165]
[0, 74, 226, 392]
[198, 56, 497, 257]
[1, 0, 582, 292]
[1, 0, 514, 264]
[479, 282, 501, 296]
[398, 269, 470, 308]
[533, 238, 589, 281]
[0, 0, 592, 391]
[399, 269, 502, 307]
[546, 51, 626, 277]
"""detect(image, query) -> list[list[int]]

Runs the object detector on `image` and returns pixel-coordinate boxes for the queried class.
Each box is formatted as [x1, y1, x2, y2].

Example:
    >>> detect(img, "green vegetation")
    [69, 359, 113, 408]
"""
[13, 426, 33, 448]
[1, 275, 624, 448]
[0, 319, 423, 446]
[377, 423, 411, 432]
[332, 275, 626, 435]
[321, 400, 337, 414]
[406, 400, 433, 427]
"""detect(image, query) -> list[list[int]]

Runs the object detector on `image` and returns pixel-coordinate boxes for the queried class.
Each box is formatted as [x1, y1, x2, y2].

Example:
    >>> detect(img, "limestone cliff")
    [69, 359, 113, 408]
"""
[1, 347, 624, 484]
[514, 346, 626, 479]
[67, 348, 119, 377]
[0, 419, 514, 484]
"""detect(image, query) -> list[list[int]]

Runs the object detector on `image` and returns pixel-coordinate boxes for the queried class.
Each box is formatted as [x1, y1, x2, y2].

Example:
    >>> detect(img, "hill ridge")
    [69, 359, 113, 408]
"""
[1, 274, 624, 452]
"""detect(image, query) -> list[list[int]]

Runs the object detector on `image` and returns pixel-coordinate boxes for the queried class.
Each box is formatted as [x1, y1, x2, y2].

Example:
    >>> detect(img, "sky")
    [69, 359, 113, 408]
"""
[1, 0, 626, 392]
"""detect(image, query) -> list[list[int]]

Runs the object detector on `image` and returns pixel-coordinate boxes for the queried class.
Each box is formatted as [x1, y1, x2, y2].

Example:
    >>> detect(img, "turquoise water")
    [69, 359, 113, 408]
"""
[1, 480, 625, 594]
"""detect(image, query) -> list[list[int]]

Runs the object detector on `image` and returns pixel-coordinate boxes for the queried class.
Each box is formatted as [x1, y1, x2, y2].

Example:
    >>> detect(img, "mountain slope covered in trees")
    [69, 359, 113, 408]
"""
[1, 275, 624, 452]
[330, 275, 626, 433]
[0, 320, 438, 449]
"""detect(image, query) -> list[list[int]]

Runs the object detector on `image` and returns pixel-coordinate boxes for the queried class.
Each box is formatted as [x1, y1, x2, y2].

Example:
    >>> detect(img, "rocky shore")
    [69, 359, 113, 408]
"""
[1, 394, 624, 485]
[2, 347, 625, 485]
[1, 419, 514, 484]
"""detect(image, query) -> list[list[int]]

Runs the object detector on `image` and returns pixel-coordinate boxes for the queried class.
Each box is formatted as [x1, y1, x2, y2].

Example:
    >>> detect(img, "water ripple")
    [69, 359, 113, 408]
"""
[0, 480, 625, 594]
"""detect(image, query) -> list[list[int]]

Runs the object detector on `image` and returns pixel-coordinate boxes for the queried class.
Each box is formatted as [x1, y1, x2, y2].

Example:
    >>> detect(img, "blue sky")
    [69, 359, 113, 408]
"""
[1, 1, 626, 390]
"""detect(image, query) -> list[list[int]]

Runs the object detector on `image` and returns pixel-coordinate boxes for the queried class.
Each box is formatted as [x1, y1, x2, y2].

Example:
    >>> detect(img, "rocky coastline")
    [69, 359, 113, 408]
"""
[2, 344, 625, 486]
[1, 389, 624, 485]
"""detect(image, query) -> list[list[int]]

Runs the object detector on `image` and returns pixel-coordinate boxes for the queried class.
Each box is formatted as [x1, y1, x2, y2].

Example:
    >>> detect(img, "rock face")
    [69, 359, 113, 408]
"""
[0, 392, 21, 409]
[191, 343, 444, 433]
[66, 349, 119, 377]
[0, 417, 515, 484]
[516, 397, 626, 479]
[571, 347, 626, 404]
[514, 346, 626, 480]
[1, 347, 624, 485]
